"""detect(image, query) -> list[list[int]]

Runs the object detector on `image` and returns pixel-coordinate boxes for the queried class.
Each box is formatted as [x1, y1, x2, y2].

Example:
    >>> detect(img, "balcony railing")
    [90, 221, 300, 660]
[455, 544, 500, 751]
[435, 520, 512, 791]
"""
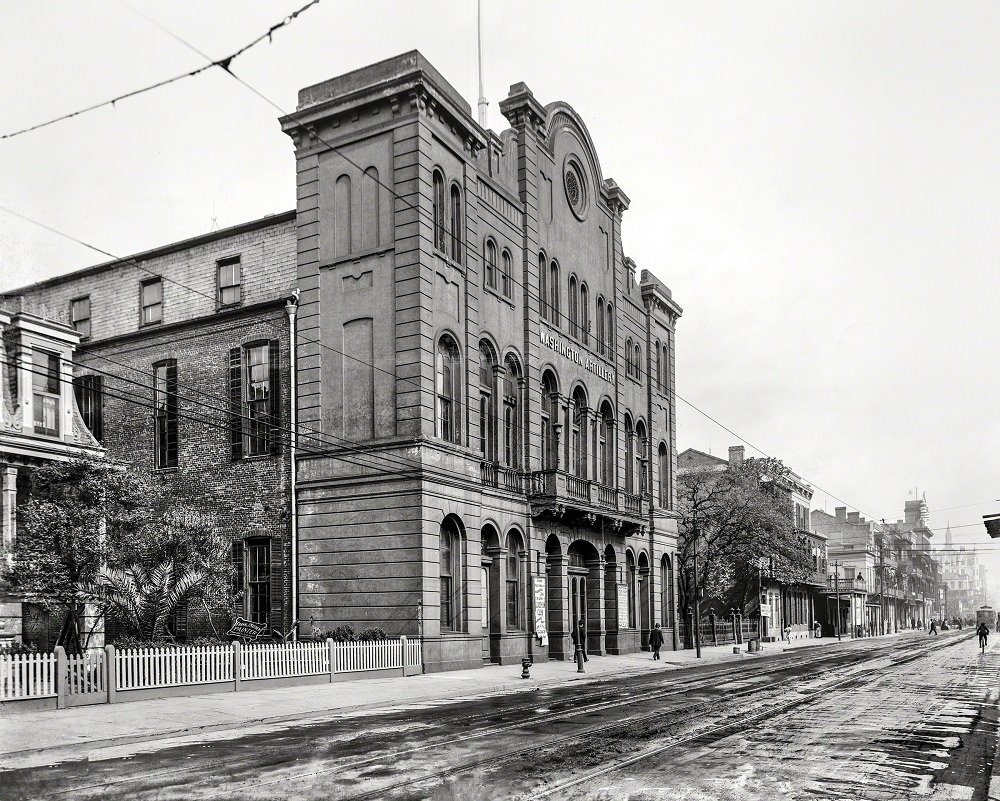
[623, 492, 642, 516]
[527, 469, 647, 525]
[480, 461, 523, 493]
[596, 484, 617, 510]
[566, 474, 591, 502]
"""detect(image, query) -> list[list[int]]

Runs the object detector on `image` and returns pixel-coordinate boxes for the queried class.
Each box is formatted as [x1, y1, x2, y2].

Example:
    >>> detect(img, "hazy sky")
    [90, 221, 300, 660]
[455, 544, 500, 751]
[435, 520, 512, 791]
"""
[2, 1, 998, 559]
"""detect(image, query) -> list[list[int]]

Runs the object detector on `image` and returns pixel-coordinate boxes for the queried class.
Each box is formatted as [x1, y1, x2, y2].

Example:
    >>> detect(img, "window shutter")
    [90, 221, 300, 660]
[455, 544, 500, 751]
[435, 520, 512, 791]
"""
[166, 361, 178, 466]
[93, 375, 104, 442]
[268, 339, 281, 455]
[229, 347, 243, 460]
[232, 540, 244, 604]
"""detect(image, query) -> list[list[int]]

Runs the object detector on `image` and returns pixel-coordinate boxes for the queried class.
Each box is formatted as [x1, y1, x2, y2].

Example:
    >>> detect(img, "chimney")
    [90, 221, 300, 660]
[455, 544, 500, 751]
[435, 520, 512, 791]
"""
[728, 446, 744, 466]
[847, 512, 860, 524]
[835, 507, 847, 522]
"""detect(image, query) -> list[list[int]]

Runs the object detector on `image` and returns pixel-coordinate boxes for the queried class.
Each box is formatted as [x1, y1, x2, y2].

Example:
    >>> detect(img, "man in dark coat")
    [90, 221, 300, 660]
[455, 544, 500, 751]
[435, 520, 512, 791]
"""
[571, 619, 588, 661]
[649, 623, 665, 659]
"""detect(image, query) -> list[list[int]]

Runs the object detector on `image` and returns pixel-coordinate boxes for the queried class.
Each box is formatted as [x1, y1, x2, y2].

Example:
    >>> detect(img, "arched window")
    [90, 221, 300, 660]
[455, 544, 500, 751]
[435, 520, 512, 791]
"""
[636, 420, 648, 495]
[661, 343, 669, 393]
[606, 303, 615, 355]
[433, 171, 446, 253]
[625, 338, 633, 378]
[658, 442, 669, 508]
[436, 335, 461, 444]
[596, 297, 605, 356]
[503, 355, 522, 468]
[335, 174, 352, 258]
[634, 344, 642, 381]
[479, 341, 498, 460]
[580, 283, 589, 345]
[506, 532, 523, 629]
[568, 275, 579, 337]
[549, 261, 560, 328]
[541, 372, 558, 470]
[440, 517, 464, 630]
[571, 386, 588, 479]
[627, 550, 637, 628]
[654, 340, 661, 391]
[624, 415, 634, 493]
[361, 166, 380, 250]
[484, 239, 497, 290]
[599, 401, 614, 486]
[450, 184, 463, 264]
[538, 253, 548, 320]
[501, 250, 512, 298]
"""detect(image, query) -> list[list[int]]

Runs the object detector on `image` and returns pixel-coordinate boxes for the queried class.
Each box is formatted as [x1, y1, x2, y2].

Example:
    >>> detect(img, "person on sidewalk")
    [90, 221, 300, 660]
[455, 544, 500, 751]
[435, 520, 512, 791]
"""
[929, 619, 938, 635]
[649, 623, 664, 660]
[783, 626, 791, 644]
[571, 619, 588, 662]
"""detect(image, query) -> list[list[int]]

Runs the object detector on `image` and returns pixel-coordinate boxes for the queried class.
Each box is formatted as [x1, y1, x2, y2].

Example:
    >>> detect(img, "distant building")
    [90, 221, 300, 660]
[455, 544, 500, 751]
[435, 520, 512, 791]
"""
[937, 524, 987, 621]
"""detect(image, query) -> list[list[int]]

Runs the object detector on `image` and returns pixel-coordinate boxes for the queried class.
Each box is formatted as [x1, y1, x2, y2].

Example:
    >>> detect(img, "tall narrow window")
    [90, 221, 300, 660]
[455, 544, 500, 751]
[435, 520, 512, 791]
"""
[433, 171, 446, 253]
[636, 421, 648, 495]
[503, 355, 522, 468]
[596, 297, 605, 356]
[606, 303, 615, 355]
[440, 518, 463, 631]
[568, 275, 579, 337]
[141, 278, 162, 326]
[501, 250, 512, 298]
[661, 344, 669, 393]
[549, 261, 560, 328]
[218, 257, 242, 307]
[479, 342, 497, 460]
[541, 372, 558, 470]
[634, 344, 642, 380]
[450, 184, 463, 264]
[230, 341, 280, 459]
[484, 239, 497, 290]
[32, 350, 60, 437]
[153, 359, 178, 469]
[506, 535, 522, 629]
[654, 340, 661, 390]
[436, 335, 461, 444]
[73, 374, 103, 442]
[624, 415, 634, 494]
[625, 338, 633, 377]
[71, 296, 91, 339]
[658, 442, 669, 508]
[600, 403, 614, 486]
[580, 283, 589, 345]
[538, 254, 549, 320]
[246, 539, 271, 625]
[571, 387, 588, 479]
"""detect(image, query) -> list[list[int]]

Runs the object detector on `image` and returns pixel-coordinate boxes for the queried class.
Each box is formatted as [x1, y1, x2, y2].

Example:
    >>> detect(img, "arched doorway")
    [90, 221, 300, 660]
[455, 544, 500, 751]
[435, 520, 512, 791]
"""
[545, 535, 567, 659]
[604, 544, 621, 653]
[481, 523, 501, 663]
[568, 540, 603, 656]
[638, 551, 651, 646]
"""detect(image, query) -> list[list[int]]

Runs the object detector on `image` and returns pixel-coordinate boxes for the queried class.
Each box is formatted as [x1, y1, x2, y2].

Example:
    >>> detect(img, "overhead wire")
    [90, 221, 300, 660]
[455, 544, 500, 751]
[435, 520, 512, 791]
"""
[0, 7, 980, 540]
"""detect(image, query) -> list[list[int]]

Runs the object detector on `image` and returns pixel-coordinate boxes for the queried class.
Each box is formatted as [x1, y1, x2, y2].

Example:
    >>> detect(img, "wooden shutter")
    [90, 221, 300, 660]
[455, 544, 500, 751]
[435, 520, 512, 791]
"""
[231, 540, 244, 605]
[165, 361, 178, 467]
[92, 375, 104, 442]
[268, 339, 281, 455]
[229, 347, 243, 460]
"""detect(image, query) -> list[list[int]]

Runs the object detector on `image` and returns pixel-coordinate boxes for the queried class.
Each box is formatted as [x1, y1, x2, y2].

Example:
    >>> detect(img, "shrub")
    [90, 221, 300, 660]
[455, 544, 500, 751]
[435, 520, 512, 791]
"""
[358, 627, 388, 642]
[327, 624, 357, 642]
[0, 641, 40, 656]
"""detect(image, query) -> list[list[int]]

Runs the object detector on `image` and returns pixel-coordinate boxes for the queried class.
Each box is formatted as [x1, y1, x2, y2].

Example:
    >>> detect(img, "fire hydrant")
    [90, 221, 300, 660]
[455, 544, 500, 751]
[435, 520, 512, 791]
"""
[520, 657, 532, 679]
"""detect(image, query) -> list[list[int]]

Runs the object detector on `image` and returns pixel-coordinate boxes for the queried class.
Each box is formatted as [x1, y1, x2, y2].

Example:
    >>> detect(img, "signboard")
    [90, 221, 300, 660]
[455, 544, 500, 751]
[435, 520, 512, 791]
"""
[617, 583, 630, 629]
[532, 576, 548, 646]
[759, 603, 772, 618]
[227, 616, 267, 642]
[540, 329, 614, 383]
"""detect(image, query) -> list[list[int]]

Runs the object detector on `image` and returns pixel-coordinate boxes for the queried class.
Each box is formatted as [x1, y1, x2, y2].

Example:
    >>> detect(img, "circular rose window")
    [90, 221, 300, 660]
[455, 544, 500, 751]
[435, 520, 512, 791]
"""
[564, 158, 588, 220]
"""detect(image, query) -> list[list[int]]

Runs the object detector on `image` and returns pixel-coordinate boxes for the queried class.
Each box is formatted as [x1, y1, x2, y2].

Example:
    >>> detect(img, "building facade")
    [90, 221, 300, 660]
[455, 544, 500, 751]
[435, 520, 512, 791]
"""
[4, 213, 298, 643]
[280, 52, 682, 671]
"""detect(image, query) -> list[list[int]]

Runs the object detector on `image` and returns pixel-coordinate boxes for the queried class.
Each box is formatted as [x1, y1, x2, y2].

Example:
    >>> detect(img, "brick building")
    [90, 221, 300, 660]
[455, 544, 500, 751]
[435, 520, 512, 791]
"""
[3, 212, 298, 642]
[281, 52, 682, 672]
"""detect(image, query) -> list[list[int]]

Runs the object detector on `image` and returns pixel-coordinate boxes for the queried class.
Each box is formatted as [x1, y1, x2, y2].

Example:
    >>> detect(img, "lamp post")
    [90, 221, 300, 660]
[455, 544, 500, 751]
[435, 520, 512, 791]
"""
[834, 560, 842, 642]
[693, 531, 702, 659]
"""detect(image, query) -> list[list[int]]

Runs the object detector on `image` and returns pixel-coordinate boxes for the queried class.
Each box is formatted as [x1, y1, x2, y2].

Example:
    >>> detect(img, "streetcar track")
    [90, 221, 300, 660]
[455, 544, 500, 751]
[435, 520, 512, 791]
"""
[0, 633, 962, 801]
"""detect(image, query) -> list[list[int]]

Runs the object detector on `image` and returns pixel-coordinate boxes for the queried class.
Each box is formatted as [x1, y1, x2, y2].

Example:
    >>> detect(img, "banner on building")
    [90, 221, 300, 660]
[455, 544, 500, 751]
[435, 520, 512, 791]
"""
[617, 583, 629, 629]
[533, 576, 548, 646]
[759, 602, 772, 618]
[227, 616, 267, 641]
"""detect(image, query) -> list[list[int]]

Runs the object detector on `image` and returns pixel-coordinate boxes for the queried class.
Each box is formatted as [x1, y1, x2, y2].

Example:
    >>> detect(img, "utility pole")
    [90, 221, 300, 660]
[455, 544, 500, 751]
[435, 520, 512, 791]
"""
[693, 530, 702, 659]
[879, 541, 886, 635]
[835, 560, 842, 642]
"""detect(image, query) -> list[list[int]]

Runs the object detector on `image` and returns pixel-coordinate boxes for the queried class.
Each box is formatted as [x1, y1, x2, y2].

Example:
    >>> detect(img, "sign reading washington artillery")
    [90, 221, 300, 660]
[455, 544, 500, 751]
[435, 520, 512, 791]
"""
[227, 617, 267, 642]
[539, 329, 614, 383]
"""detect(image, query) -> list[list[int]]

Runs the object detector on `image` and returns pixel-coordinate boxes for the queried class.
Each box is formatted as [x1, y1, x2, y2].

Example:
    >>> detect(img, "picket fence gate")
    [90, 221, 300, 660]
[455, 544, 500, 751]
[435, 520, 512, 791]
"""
[0, 637, 423, 710]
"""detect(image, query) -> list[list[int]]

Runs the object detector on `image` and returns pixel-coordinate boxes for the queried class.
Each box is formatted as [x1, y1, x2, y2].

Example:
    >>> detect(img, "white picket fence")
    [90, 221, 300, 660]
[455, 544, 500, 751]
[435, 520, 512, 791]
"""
[242, 641, 329, 680]
[117, 644, 234, 690]
[335, 640, 404, 673]
[0, 652, 57, 701]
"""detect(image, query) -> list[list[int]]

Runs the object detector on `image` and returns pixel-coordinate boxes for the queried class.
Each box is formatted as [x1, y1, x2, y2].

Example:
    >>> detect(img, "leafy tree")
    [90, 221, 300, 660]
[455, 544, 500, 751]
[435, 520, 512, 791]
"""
[675, 456, 814, 618]
[6, 459, 234, 651]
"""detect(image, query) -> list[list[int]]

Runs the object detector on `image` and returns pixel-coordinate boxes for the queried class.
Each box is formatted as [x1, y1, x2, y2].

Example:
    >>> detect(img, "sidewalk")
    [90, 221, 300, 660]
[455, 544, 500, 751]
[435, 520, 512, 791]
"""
[0, 633, 866, 770]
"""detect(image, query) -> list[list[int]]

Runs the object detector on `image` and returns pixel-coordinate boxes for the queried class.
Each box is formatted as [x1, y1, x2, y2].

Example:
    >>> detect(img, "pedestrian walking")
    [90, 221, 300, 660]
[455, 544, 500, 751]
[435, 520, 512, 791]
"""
[571, 619, 588, 662]
[929, 620, 938, 636]
[649, 623, 664, 660]
[782, 625, 791, 643]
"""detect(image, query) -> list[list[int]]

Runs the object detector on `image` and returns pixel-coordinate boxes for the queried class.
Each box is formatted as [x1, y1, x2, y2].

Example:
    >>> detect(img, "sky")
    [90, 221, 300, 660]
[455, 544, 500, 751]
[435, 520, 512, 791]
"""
[2, 1, 998, 567]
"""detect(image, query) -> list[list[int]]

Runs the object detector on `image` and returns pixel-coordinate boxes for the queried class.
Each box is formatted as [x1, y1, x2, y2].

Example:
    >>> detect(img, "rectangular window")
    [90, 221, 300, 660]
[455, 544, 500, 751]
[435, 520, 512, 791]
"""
[218, 257, 242, 307]
[246, 540, 271, 625]
[32, 350, 60, 437]
[153, 360, 178, 468]
[230, 341, 280, 459]
[73, 374, 103, 442]
[71, 296, 91, 339]
[141, 279, 163, 326]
